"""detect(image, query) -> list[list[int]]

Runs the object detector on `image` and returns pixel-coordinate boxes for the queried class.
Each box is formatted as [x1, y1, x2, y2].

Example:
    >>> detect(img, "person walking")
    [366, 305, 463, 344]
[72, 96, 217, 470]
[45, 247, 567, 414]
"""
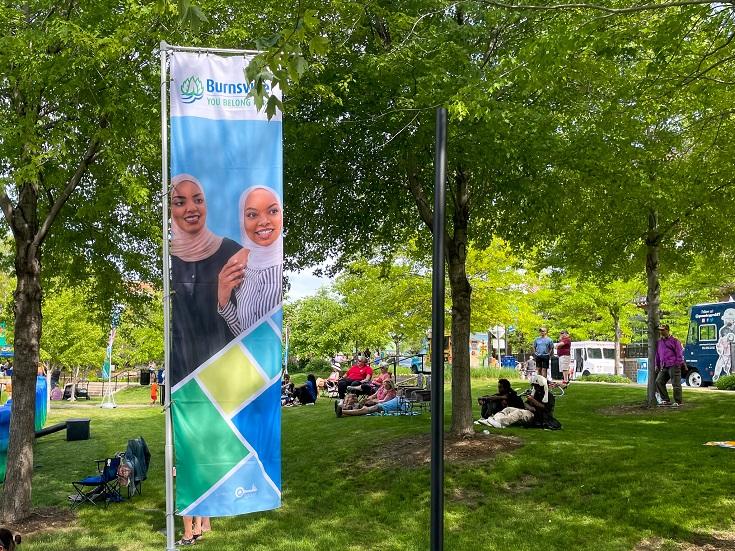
[655, 323, 684, 407]
[532, 327, 554, 379]
[557, 330, 572, 382]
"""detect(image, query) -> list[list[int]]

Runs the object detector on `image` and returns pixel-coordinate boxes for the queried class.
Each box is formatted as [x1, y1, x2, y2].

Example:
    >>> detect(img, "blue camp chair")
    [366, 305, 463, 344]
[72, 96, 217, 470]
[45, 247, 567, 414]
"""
[69, 455, 123, 508]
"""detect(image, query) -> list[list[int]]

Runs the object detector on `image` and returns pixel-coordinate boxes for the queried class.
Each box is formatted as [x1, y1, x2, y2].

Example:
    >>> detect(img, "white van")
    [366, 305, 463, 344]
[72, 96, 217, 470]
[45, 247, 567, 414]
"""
[568, 341, 617, 379]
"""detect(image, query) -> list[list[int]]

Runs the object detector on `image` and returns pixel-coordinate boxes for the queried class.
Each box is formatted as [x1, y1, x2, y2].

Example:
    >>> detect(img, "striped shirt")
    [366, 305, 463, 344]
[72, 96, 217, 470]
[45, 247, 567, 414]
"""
[219, 263, 282, 336]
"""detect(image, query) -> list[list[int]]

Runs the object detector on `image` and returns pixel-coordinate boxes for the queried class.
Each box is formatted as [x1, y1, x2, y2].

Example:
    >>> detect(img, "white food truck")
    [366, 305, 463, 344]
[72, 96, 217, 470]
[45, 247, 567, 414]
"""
[568, 341, 617, 379]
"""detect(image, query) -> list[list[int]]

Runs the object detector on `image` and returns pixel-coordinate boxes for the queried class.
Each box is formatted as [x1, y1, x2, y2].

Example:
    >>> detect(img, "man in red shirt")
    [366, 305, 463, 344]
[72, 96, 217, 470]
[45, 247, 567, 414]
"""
[337, 355, 373, 399]
[557, 330, 572, 382]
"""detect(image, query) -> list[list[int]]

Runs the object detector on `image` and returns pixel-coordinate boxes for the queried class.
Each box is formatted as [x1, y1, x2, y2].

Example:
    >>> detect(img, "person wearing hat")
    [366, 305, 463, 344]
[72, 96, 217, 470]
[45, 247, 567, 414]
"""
[363, 379, 398, 407]
[655, 324, 684, 406]
[354, 361, 392, 395]
[478, 374, 555, 428]
[317, 362, 342, 394]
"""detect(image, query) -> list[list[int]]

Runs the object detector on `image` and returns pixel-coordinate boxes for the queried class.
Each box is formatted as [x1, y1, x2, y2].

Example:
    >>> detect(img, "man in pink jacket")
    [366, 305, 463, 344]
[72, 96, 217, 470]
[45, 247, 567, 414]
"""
[655, 324, 684, 406]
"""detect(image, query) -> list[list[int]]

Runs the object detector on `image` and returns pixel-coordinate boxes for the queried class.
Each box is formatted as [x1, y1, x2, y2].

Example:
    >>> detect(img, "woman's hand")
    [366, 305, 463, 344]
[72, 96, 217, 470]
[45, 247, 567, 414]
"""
[218, 249, 250, 307]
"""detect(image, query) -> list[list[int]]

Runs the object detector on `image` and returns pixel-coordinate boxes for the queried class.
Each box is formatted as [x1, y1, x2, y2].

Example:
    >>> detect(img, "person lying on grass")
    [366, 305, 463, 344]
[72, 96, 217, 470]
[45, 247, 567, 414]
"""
[475, 378, 525, 423]
[336, 388, 406, 417]
[477, 375, 555, 429]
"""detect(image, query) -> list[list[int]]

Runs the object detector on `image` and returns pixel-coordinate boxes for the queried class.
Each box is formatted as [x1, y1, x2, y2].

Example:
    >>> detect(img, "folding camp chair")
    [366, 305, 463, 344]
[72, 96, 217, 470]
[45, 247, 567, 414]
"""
[69, 455, 123, 508]
[403, 388, 431, 414]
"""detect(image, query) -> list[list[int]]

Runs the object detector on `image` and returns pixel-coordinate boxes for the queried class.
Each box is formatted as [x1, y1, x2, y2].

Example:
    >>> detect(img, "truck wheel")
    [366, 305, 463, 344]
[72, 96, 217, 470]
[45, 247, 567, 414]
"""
[686, 370, 702, 388]
[582, 370, 590, 377]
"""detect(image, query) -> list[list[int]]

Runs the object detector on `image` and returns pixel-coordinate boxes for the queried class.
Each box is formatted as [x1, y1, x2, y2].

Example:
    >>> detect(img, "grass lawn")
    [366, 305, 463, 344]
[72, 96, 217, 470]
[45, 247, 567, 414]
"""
[6, 381, 735, 550]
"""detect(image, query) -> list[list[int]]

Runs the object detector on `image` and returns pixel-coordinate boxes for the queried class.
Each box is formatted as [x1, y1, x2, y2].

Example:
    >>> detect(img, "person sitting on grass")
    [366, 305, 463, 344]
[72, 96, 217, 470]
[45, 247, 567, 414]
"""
[475, 378, 524, 423]
[478, 374, 555, 429]
[292, 374, 317, 405]
[336, 388, 406, 417]
[363, 379, 397, 407]
[281, 373, 295, 406]
[333, 392, 360, 416]
[0, 528, 20, 551]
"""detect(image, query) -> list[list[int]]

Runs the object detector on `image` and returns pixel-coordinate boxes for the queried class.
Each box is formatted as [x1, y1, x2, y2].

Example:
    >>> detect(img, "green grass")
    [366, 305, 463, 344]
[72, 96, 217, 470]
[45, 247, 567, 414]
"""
[8, 382, 735, 550]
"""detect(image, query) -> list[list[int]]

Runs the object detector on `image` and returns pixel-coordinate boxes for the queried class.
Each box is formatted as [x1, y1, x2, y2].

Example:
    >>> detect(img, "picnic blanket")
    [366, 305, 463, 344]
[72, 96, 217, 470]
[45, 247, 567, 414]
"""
[365, 411, 421, 417]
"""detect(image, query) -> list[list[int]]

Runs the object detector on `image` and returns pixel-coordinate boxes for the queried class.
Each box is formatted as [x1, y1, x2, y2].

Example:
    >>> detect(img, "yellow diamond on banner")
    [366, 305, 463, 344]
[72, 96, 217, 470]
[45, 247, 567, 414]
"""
[198, 345, 267, 415]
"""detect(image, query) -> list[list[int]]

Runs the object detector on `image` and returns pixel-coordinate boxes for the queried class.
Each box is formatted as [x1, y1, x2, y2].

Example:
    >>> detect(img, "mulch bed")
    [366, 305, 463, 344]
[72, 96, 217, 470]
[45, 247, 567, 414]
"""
[2, 506, 75, 536]
[636, 531, 735, 550]
[598, 402, 690, 416]
[372, 432, 523, 469]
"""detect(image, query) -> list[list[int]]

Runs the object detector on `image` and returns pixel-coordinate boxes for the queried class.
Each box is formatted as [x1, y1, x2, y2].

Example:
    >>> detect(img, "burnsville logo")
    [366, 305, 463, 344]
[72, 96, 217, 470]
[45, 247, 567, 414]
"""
[180, 76, 204, 104]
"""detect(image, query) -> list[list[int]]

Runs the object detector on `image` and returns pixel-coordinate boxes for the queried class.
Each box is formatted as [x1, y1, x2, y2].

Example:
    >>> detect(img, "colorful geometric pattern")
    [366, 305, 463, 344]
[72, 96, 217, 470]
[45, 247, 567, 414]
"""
[172, 310, 282, 517]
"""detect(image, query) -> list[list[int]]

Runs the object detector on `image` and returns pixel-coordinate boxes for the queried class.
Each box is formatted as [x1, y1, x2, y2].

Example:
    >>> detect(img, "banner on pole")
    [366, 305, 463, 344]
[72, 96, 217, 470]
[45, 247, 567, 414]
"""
[102, 326, 116, 380]
[168, 51, 282, 517]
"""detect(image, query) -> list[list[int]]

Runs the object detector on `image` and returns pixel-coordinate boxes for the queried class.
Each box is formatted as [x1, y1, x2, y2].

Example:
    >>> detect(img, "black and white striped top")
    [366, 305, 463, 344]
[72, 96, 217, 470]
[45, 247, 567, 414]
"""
[219, 263, 283, 336]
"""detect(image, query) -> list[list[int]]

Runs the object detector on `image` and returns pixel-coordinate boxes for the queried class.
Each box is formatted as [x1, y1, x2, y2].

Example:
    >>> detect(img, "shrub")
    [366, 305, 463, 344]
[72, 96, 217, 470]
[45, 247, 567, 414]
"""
[579, 374, 631, 384]
[469, 367, 522, 380]
[305, 358, 331, 374]
[715, 374, 735, 390]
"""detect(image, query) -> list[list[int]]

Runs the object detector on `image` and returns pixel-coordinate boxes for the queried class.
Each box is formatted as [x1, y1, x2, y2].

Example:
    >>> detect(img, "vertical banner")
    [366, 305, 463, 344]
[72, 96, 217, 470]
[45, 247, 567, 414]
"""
[169, 51, 282, 517]
[102, 326, 116, 380]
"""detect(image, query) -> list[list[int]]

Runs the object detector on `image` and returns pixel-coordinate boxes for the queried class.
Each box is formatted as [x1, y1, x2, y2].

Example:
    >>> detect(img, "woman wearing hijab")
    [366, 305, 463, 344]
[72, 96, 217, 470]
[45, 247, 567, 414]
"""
[217, 186, 283, 337]
[170, 174, 243, 386]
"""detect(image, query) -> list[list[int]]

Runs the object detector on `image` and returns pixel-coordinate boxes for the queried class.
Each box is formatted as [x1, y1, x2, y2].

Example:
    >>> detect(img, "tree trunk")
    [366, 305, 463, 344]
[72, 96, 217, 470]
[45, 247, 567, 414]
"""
[446, 166, 473, 437]
[1, 252, 42, 522]
[404, 159, 474, 436]
[447, 244, 473, 436]
[645, 209, 661, 406]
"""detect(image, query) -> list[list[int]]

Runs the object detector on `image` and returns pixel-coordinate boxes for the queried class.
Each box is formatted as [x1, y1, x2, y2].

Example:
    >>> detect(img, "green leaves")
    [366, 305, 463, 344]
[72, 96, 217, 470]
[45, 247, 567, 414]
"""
[177, 0, 209, 28]
[308, 35, 330, 56]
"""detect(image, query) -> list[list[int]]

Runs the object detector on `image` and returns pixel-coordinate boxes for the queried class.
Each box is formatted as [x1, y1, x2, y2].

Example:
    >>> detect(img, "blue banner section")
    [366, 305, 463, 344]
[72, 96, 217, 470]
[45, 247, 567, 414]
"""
[170, 118, 282, 242]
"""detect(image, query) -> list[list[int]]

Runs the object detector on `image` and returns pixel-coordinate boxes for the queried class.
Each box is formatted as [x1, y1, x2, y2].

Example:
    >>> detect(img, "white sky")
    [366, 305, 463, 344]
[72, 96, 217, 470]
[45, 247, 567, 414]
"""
[285, 267, 333, 301]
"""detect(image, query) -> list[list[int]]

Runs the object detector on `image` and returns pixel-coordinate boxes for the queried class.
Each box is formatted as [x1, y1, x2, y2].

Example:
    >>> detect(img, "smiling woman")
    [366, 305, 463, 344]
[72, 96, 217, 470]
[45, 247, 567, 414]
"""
[217, 185, 284, 337]
[170, 174, 243, 386]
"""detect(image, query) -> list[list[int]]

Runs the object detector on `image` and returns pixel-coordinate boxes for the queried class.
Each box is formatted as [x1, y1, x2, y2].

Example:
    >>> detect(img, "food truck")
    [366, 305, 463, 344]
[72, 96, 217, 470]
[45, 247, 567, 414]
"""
[683, 298, 735, 387]
[568, 341, 617, 379]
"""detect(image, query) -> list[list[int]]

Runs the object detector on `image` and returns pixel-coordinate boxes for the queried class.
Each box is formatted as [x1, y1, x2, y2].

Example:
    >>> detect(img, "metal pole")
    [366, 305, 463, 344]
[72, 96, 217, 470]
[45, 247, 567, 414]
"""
[430, 107, 446, 551]
[160, 41, 177, 551]
[164, 44, 260, 55]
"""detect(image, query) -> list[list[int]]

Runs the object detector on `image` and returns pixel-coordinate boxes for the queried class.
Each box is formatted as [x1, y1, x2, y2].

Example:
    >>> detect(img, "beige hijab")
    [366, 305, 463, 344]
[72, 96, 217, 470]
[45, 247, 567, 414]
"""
[170, 174, 223, 262]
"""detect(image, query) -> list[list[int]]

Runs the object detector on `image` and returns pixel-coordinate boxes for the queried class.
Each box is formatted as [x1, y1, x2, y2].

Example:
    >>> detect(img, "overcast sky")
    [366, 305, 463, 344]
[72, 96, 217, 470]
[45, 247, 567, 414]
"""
[285, 267, 332, 301]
